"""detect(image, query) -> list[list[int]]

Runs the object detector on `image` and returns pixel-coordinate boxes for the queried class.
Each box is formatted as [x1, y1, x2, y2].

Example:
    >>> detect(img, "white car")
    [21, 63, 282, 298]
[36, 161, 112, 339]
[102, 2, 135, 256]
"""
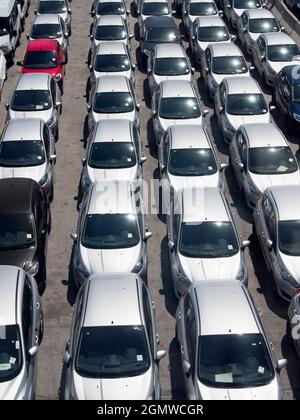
[229, 123, 300, 208]
[214, 76, 273, 142]
[0, 49, 6, 96]
[34, 0, 72, 35]
[182, 0, 220, 36]
[223, 0, 263, 28]
[137, 0, 173, 38]
[91, 0, 129, 24]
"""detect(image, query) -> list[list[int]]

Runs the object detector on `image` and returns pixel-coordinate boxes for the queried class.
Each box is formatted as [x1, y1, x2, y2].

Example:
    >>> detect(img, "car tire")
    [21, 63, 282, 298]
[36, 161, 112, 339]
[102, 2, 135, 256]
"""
[38, 310, 44, 345]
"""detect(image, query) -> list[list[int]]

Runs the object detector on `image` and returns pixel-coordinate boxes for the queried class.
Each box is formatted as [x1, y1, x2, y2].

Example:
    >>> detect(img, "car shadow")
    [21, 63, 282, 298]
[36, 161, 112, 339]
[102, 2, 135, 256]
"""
[146, 118, 158, 159]
[143, 78, 151, 109]
[134, 22, 140, 42]
[66, 246, 78, 307]
[281, 332, 300, 400]
[159, 236, 178, 318]
[209, 113, 228, 157]
[152, 167, 166, 225]
[58, 344, 68, 400]
[85, 77, 91, 104]
[169, 338, 186, 400]
[225, 166, 253, 224]
[135, 47, 146, 74]
[196, 77, 213, 108]
[82, 115, 89, 148]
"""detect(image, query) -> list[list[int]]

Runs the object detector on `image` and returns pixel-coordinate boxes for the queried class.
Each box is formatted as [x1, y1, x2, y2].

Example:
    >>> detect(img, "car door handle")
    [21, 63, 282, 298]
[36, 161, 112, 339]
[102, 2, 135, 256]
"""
[262, 231, 265, 237]
[35, 334, 39, 344]
[178, 311, 181, 320]
[36, 302, 40, 310]
[180, 345, 184, 355]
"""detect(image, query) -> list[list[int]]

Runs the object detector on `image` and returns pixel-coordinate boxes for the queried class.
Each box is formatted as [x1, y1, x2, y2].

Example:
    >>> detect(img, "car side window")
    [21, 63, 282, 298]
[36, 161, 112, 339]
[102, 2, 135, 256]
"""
[43, 126, 50, 159]
[132, 126, 141, 157]
[242, 13, 247, 27]
[163, 134, 169, 165]
[205, 50, 211, 69]
[184, 294, 196, 370]
[73, 288, 84, 343]
[283, 80, 291, 99]
[50, 79, 56, 104]
[142, 286, 154, 352]
[261, 39, 266, 55]
[22, 277, 33, 353]
[262, 197, 276, 244]
[172, 212, 180, 244]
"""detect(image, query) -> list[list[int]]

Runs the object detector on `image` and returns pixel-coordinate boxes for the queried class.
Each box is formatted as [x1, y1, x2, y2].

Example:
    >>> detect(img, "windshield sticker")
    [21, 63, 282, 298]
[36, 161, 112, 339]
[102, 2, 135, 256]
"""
[258, 366, 265, 374]
[9, 357, 16, 365]
[289, 158, 294, 162]
[136, 355, 143, 362]
[37, 156, 42, 160]
[36, 105, 43, 110]
[277, 165, 287, 172]
[127, 158, 132, 162]
[27, 234, 32, 239]
[0, 363, 11, 371]
[208, 166, 213, 171]
[127, 233, 133, 238]
[15, 341, 20, 349]
[228, 245, 233, 250]
[215, 372, 233, 383]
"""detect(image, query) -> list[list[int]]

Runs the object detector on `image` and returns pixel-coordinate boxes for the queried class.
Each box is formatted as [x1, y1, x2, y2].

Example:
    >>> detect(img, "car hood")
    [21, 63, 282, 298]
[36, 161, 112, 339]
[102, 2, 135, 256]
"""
[72, 369, 152, 400]
[280, 253, 300, 285]
[0, 370, 27, 400]
[212, 71, 249, 86]
[198, 377, 280, 400]
[169, 172, 220, 193]
[227, 112, 270, 130]
[178, 252, 241, 282]
[0, 164, 46, 184]
[0, 246, 35, 269]
[160, 116, 203, 132]
[80, 244, 141, 273]
[9, 109, 52, 124]
[87, 165, 138, 182]
[269, 59, 300, 74]
[250, 171, 300, 194]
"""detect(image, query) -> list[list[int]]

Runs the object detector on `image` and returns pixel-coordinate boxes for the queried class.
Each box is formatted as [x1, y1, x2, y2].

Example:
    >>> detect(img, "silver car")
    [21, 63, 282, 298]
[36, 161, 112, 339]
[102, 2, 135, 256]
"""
[167, 187, 249, 298]
[137, 0, 173, 39]
[229, 123, 300, 209]
[0, 119, 56, 199]
[34, 0, 72, 35]
[254, 185, 300, 301]
[147, 44, 194, 96]
[89, 42, 135, 88]
[28, 14, 69, 61]
[152, 80, 208, 145]
[71, 180, 152, 287]
[288, 291, 300, 359]
[214, 76, 274, 143]
[201, 42, 251, 98]
[158, 124, 226, 194]
[223, 0, 263, 29]
[6, 73, 62, 140]
[91, 0, 129, 24]
[80, 120, 146, 195]
[62, 273, 166, 400]
[0, 265, 43, 400]
[90, 15, 133, 55]
[87, 75, 140, 133]
[237, 9, 281, 55]
[190, 16, 232, 63]
[0, 0, 22, 62]
[182, 0, 220, 36]
[252, 32, 300, 86]
[176, 280, 286, 399]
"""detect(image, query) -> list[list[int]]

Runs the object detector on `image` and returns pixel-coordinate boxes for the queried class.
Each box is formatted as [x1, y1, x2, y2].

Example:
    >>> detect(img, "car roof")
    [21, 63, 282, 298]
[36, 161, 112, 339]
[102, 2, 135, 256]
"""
[15, 73, 51, 91]
[87, 181, 135, 214]
[144, 16, 176, 28]
[160, 80, 194, 97]
[2, 119, 43, 142]
[0, 0, 15, 17]
[209, 42, 243, 57]
[93, 120, 132, 143]
[26, 39, 59, 52]
[0, 179, 38, 215]
[242, 123, 287, 148]
[180, 187, 230, 223]
[97, 15, 125, 25]
[281, 65, 300, 85]
[262, 32, 295, 45]
[268, 185, 300, 221]
[193, 281, 259, 335]
[96, 41, 127, 55]
[96, 75, 129, 92]
[224, 76, 261, 94]
[84, 274, 142, 327]
[0, 266, 22, 326]
[33, 14, 61, 25]
[196, 16, 225, 26]
[169, 125, 210, 149]
[155, 43, 185, 58]
[246, 8, 276, 18]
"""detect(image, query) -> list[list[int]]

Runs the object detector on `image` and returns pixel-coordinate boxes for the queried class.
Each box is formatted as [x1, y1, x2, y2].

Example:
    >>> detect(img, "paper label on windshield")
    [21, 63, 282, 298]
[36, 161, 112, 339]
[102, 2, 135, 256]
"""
[289, 158, 294, 162]
[277, 165, 287, 173]
[27, 234, 32, 239]
[208, 166, 213, 171]
[128, 233, 133, 238]
[15, 341, 20, 349]
[127, 158, 132, 162]
[258, 366, 265, 374]
[136, 355, 143, 361]
[37, 156, 42, 160]
[0, 363, 11, 371]
[36, 105, 43, 110]
[215, 372, 233, 383]
[228, 245, 233, 250]
[9, 357, 16, 365]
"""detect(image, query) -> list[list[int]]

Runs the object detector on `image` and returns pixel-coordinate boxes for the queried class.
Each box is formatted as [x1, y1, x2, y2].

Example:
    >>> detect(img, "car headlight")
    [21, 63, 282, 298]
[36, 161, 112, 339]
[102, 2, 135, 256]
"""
[47, 117, 54, 127]
[293, 112, 300, 122]
[279, 265, 300, 288]
[39, 174, 48, 186]
[28, 261, 40, 277]
[132, 259, 143, 274]
[54, 73, 62, 81]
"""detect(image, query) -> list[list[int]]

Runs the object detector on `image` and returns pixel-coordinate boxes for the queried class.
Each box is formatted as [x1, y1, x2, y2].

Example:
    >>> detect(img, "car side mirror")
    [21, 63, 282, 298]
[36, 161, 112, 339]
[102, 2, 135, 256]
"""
[70, 232, 78, 242]
[127, 9, 130, 14]
[152, 110, 157, 117]
[34, 9, 37, 14]
[203, 109, 209, 117]
[140, 155, 147, 164]
[231, 35, 237, 41]
[183, 360, 191, 375]
[155, 349, 166, 363]
[136, 103, 141, 110]
[81, 156, 86, 165]
[28, 346, 38, 358]
[91, 10, 95, 17]
[276, 358, 287, 372]
[281, 26, 285, 32]
[63, 350, 71, 366]
[191, 67, 195, 74]
[168, 240, 175, 251]
[266, 238, 273, 249]
[219, 11, 223, 16]
[132, 63, 136, 70]
[4, 103, 9, 111]
[238, 162, 244, 171]
[89, 64, 93, 70]
[68, 8, 72, 14]
[242, 240, 250, 250]
[55, 100, 62, 108]
[220, 162, 227, 171]
[160, 163, 165, 172]
[227, 4, 231, 8]
[129, 34, 134, 39]
[261, 54, 266, 61]
[269, 104, 276, 111]
[147, 67, 151, 74]
[16, 60, 23, 66]
[87, 104, 91, 112]
[219, 106, 224, 113]
[50, 153, 57, 161]
[90, 34, 94, 40]
[249, 65, 255, 71]
[144, 231, 152, 241]
[26, 33, 30, 40]
[191, 35, 195, 40]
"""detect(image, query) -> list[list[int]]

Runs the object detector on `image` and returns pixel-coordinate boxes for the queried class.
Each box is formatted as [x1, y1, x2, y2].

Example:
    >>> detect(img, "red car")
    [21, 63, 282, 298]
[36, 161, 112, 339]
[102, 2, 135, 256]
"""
[17, 39, 66, 93]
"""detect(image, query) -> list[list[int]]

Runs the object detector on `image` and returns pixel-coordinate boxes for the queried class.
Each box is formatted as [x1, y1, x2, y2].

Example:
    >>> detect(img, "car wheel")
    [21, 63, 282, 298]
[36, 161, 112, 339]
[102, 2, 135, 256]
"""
[38, 310, 44, 345]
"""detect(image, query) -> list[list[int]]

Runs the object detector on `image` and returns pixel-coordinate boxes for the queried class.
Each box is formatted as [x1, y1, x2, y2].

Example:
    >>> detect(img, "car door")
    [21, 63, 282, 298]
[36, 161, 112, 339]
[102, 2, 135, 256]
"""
[253, 37, 263, 72]
[280, 77, 292, 116]
[233, 131, 247, 188]
[152, 86, 160, 133]
[219, 84, 227, 132]
[256, 196, 276, 270]
[158, 131, 168, 172]
[202, 48, 211, 87]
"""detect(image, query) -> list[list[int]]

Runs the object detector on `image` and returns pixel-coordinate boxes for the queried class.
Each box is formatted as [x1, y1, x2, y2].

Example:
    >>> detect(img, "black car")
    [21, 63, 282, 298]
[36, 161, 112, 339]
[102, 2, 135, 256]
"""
[0, 178, 51, 294]
[140, 16, 182, 64]
[284, 0, 300, 18]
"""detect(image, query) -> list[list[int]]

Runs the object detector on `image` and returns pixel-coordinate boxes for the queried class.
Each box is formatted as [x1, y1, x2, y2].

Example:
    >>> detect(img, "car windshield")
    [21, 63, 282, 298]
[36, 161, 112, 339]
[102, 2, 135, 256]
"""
[189, 2, 218, 15]
[142, 2, 170, 15]
[198, 334, 274, 388]
[267, 44, 300, 62]
[93, 92, 134, 113]
[0, 325, 22, 383]
[0, 141, 46, 167]
[76, 326, 150, 378]
[179, 221, 239, 258]
[249, 18, 280, 33]
[0, 214, 35, 249]
[96, 25, 126, 40]
[11, 90, 52, 112]
[88, 142, 136, 168]
[159, 97, 201, 119]
[24, 51, 58, 69]
[82, 214, 140, 249]
[227, 93, 268, 115]
[212, 56, 248, 74]
[279, 220, 300, 256]
[197, 26, 229, 42]
[293, 84, 300, 103]
[168, 148, 217, 176]
[233, 0, 261, 8]
[38, 0, 67, 13]
[145, 27, 180, 43]
[248, 147, 298, 175]
[154, 57, 189, 76]
[97, 2, 125, 15]
[31, 24, 62, 39]
[0, 17, 10, 36]
[95, 54, 130, 72]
